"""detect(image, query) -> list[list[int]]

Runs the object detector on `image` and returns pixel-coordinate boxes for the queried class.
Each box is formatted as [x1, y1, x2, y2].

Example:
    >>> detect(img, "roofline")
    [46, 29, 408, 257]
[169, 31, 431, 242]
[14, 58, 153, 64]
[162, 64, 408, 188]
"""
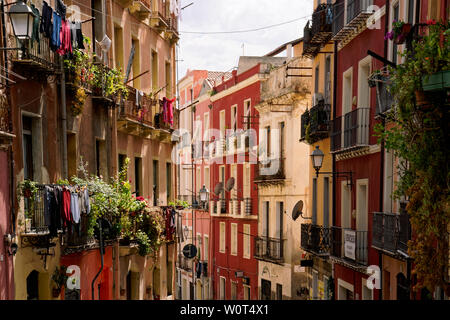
[264, 37, 303, 57]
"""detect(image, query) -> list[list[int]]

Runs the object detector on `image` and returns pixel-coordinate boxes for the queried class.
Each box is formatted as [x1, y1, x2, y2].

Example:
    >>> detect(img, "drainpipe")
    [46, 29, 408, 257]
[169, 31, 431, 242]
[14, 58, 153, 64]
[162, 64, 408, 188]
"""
[332, 41, 337, 229]
[2, 0, 14, 300]
[60, 58, 68, 179]
[92, 219, 104, 300]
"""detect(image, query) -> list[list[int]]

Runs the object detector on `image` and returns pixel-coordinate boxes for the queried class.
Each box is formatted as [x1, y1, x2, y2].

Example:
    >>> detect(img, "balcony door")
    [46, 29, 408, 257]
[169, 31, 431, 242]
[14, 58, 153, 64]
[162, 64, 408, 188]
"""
[261, 279, 271, 300]
[356, 179, 369, 264]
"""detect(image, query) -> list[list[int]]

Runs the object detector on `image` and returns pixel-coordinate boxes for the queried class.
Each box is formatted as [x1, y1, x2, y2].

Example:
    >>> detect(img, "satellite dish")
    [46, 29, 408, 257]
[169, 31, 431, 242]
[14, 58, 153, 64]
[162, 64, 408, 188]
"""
[225, 177, 235, 192]
[214, 182, 223, 196]
[292, 200, 304, 221]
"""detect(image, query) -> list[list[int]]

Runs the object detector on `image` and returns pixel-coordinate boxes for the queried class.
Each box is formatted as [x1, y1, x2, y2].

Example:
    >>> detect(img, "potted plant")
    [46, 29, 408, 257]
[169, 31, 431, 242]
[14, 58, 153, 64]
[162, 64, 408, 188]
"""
[51, 266, 68, 298]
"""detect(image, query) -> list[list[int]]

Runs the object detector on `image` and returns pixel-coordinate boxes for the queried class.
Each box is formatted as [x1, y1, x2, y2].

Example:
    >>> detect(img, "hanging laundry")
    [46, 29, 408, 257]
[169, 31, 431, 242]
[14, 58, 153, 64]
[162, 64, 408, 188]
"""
[50, 12, 62, 51]
[75, 22, 85, 49]
[52, 186, 63, 233]
[70, 190, 81, 224]
[40, 1, 53, 38]
[136, 90, 144, 107]
[70, 21, 77, 49]
[56, 0, 66, 20]
[162, 97, 176, 126]
[56, 18, 72, 55]
[30, 4, 40, 50]
[61, 187, 72, 228]
[82, 188, 90, 215]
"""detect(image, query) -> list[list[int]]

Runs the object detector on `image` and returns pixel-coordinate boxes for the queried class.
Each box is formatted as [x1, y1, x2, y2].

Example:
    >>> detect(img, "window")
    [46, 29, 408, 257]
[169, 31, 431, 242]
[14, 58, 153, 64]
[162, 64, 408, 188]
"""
[220, 277, 226, 300]
[407, 0, 415, 24]
[204, 235, 209, 262]
[197, 234, 202, 259]
[231, 223, 237, 255]
[134, 157, 142, 197]
[196, 167, 201, 195]
[276, 202, 283, 240]
[220, 165, 225, 202]
[276, 284, 282, 300]
[22, 116, 34, 181]
[325, 56, 331, 103]
[219, 222, 226, 253]
[204, 167, 210, 192]
[67, 133, 77, 179]
[151, 50, 158, 92]
[342, 68, 353, 115]
[165, 61, 172, 98]
[167, 261, 173, 296]
[362, 283, 373, 300]
[265, 126, 271, 161]
[166, 163, 172, 204]
[132, 38, 140, 89]
[314, 64, 320, 94]
[114, 26, 123, 71]
[243, 99, 251, 130]
[262, 201, 269, 238]
[312, 178, 317, 225]
[312, 271, 318, 300]
[96, 139, 107, 180]
[391, 3, 399, 64]
[196, 280, 202, 300]
[341, 181, 351, 229]
[358, 57, 371, 108]
[383, 149, 394, 212]
[153, 160, 159, 206]
[323, 177, 330, 227]
[243, 285, 251, 300]
[231, 105, 237, 131]
[279, 122, 284, 160]
[243, 224, 250, 259]
[243, 164, 250, 198]
[231, 281, 237, 300]
[204, 112, 210, 142]
[118, 154, 127, 175]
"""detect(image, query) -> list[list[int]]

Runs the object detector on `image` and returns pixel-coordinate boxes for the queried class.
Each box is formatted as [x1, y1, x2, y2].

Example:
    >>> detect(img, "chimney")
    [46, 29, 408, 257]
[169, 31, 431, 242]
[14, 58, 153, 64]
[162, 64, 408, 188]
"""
[286, 43, 292, 59]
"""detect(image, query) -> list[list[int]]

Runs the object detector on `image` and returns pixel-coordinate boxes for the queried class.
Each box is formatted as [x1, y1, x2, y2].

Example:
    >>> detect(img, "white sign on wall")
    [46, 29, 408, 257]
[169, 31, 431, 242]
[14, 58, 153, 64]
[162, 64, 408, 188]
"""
[344, 229, 356, 260]
[294, 265, 306, 273]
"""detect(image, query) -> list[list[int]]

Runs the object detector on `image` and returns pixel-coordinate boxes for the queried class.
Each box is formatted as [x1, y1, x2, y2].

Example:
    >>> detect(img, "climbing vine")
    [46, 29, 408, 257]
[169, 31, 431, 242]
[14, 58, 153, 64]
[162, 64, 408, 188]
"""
[375, 20, 450, 295]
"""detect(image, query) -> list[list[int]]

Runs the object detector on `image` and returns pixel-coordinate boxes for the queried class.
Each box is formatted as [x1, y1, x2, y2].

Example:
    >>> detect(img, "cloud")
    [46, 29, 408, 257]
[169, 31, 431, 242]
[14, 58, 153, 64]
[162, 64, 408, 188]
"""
[176, 0, 313, 78]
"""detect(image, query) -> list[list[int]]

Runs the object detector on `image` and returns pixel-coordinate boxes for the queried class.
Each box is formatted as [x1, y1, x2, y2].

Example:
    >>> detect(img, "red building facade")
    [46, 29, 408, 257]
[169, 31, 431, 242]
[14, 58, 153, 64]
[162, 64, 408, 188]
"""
[209, 63, 264, 300]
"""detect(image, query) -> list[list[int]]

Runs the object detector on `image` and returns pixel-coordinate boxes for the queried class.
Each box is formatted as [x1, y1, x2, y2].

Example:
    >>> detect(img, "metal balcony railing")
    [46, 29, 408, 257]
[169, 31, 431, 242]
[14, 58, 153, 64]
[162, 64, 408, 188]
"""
[254, 236, 284, 263]
[12, 38, 59, 71]
[330, 108, 370, 152]
[178, 254, 192, 271]
[332, 0, 373, 41]
[23, 185, 48, 235]
[119, 86, 153, 127]
[301, 224, 331, 255]
[63, 213, 96, 247]
[255, 157, 285, 182]
[243, 197, 252, 216]
[372, 211, 411, 255]
[300, 102, 331, 143]
[311, 3, 333, 43]
[330, 226, 368, 265]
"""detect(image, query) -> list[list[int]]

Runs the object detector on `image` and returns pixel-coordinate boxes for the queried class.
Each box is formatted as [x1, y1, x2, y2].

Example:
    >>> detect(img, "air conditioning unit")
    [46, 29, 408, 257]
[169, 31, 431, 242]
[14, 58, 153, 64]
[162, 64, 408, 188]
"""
[312, 92, 324, 106]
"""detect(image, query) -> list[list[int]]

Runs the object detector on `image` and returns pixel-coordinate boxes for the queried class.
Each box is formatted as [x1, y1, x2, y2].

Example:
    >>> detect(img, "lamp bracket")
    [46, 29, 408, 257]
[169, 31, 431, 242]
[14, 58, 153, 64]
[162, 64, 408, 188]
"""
[315, 170, 353, 189]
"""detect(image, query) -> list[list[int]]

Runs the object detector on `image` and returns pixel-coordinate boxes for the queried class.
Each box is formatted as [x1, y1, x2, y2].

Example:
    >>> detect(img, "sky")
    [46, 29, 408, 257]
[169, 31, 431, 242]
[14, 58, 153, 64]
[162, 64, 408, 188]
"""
[176, 0, 314, 80]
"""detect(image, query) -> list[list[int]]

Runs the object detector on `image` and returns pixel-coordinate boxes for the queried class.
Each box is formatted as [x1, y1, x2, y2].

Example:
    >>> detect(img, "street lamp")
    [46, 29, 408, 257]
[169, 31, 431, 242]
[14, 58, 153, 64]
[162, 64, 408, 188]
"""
[310, 145, 353, 188]
[8, 0, 35, 42]
[311, 145, 325, 176]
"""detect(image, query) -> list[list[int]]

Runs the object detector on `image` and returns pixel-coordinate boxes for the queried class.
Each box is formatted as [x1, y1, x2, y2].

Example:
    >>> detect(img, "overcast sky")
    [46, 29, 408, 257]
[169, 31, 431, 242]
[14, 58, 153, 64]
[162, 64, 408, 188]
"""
[176, 0, 313, 80]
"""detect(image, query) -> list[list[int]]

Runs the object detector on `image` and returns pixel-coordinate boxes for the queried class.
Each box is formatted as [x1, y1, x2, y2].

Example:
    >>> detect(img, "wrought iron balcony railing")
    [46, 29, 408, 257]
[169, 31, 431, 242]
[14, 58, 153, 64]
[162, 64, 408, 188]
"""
[254, 236, 284, 263]
[118, 86, 154, 132]
[332, 0, 374, 41]
[300, 102, 331, 143]
[311, 3, 333, 43]
[11, 38, 59, 71]
[178, 254, 192, 271]
[330, 226, 368, 266]
[330, 107, 370, 152]
[255, 157, 285, 182]
[301, 224, 331, 255]
[22, 185, 49, 235]
[372, 211, 411, 256]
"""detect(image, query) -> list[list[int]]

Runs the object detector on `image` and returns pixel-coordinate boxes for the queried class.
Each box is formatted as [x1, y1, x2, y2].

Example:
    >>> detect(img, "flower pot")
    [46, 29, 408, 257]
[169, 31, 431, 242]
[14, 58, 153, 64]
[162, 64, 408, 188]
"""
[415, 90, 427, 103]
[422, 70, 450, 92]
[393, 23, 411, 44]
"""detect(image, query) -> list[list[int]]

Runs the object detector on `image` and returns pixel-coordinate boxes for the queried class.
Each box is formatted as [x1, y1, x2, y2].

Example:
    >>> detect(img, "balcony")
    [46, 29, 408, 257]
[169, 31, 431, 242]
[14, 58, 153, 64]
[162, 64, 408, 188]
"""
[11, 38, 59, 73]
[62, 214, 97, 254]
[254, 157, 285, 185]
[301, 224, 331, 256]
[332, 0, 374, 42]
[178, 254, 192, 272]
[330, 107, 370, 153]
[370, 74, 394, 115]
[254, 236, 284, 264]
[130, 0, 152, 20]
[300, 101, 331, 144]
[330, 226, 368, 266]
[242, 198, 252, 216]
[303, 3, 333, 58]
[150, 0, 170, 29]
[91, 63, 118, 106]
[166, 15, 179, 43]
[372, 211, 411, 257]
[117, 86, 154, 137]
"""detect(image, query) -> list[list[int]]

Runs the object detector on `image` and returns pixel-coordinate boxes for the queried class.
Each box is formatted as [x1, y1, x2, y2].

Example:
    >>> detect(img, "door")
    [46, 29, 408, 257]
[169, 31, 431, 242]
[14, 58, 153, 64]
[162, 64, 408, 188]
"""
[261, 279, 271, 300]
[26, 270, 39, 300]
